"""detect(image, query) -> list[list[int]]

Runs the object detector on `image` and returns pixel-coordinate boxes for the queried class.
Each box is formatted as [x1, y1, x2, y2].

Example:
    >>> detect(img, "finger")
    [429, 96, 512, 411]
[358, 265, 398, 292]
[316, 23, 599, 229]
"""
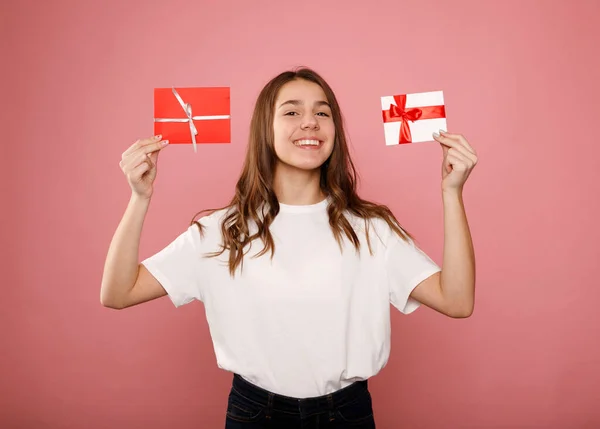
[130, 139, 169, 163]
[148, 149, 160, 165]
[130, 159, 151, 179]
[433, 132, 477, 163]
[446, 153, 470, 173]
[439, 142, 449, 157]
[141, 139, 169, 156]
[123, 151, 154, 173]
[447, 148, 476, 167]
[122, 135, 163, 159]
[443, 154, 452, 173]
[122, 136, 158, 160]
[439, 130, 476, 155]
[122, 140, 168, 170]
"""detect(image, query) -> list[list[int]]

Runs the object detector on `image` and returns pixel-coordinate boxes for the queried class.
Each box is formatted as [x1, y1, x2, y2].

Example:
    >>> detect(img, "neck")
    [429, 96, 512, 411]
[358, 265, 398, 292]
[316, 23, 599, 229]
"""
[273, 163, 325, 205]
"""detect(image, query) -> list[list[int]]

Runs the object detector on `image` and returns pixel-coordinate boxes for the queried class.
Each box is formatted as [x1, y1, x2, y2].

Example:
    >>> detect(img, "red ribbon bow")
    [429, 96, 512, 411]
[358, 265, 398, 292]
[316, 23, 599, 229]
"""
[382, 95, 446, 144]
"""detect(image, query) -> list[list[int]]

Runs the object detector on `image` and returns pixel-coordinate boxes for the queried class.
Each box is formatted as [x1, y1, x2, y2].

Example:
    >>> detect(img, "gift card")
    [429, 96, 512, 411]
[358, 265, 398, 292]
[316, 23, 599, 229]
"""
[381, 91, 446, 145]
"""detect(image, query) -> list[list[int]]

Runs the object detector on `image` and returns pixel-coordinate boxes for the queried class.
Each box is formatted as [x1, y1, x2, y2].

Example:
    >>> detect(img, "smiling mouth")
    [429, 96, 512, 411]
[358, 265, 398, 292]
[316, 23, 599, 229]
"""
[293, 139, 322, 147]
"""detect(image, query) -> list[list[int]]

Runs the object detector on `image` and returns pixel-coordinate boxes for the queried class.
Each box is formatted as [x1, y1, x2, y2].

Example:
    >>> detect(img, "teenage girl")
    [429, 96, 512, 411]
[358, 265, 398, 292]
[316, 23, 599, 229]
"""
[101, 67, 477, 428]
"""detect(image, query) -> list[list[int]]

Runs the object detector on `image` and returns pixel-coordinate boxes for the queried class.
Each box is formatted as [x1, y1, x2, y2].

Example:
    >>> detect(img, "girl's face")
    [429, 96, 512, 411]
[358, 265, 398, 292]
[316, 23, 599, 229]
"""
[272, 79, 335, 173]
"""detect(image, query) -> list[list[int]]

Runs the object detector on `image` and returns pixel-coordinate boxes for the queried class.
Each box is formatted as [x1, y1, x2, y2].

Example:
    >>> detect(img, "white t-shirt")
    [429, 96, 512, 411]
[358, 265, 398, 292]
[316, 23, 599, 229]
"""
[141, 198, 441, 398]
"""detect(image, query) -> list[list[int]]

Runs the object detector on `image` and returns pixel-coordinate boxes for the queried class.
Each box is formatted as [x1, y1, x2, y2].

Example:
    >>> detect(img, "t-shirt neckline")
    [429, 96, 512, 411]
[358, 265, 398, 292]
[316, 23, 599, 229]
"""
[278, 197, 329, 214]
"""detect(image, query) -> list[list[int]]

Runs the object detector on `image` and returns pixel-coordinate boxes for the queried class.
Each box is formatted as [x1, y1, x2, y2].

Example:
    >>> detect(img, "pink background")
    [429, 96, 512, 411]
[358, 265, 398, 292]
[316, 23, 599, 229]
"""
[3, 0, 599, 427]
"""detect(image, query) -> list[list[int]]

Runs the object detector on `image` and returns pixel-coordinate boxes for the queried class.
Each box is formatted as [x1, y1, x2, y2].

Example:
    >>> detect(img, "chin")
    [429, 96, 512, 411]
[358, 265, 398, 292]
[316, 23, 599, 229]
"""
[277, 158, 327, 173]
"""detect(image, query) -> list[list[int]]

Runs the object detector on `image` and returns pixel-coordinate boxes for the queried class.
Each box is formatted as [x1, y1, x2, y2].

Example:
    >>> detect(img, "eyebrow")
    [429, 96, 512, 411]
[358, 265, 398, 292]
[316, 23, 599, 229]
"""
[277, 100, 331, 109]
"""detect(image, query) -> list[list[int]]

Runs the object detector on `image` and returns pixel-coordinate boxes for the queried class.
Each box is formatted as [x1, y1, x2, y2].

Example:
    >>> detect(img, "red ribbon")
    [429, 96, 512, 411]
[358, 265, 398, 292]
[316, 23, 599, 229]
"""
[382, 95, 446, 144]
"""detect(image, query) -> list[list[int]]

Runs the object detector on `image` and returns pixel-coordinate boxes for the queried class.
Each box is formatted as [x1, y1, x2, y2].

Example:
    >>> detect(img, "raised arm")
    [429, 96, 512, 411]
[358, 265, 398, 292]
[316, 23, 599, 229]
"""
[100, 136, 170, 309]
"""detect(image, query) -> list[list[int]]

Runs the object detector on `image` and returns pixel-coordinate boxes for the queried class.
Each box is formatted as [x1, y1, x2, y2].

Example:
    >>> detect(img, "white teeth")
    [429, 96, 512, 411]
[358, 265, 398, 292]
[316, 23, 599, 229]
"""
[294, 139, 320, 146]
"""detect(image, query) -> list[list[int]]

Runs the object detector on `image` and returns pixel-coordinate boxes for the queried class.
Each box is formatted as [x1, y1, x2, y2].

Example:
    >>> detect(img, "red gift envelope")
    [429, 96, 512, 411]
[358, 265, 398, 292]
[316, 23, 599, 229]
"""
[154, 87, 231, 152]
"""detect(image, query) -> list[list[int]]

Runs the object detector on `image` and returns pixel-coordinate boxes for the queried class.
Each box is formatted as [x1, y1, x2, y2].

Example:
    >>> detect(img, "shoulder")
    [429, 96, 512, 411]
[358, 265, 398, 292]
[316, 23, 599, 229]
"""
[193, 207, 229, 228]
[344, 212, 410, 250]
[188, 207, 232, 243]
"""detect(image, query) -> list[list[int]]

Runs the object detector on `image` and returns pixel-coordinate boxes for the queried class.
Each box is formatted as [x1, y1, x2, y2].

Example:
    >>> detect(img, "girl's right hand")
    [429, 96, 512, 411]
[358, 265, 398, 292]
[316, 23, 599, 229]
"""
[120, 135, 169, 200]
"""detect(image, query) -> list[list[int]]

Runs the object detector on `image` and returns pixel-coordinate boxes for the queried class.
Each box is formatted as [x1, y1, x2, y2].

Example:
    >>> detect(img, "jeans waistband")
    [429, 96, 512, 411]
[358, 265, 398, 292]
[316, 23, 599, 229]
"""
[231, 374, 369, 415]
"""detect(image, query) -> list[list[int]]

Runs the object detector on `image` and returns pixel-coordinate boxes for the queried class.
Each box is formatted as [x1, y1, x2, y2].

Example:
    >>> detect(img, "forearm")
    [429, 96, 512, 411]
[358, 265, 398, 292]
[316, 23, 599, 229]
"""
[440, 189, 476, 316]
[100, 194, 150, 307]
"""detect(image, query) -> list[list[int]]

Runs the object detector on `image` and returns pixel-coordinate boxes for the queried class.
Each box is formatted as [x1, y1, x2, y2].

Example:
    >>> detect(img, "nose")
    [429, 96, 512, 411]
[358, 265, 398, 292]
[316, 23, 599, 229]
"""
[300, 113, 319, 130]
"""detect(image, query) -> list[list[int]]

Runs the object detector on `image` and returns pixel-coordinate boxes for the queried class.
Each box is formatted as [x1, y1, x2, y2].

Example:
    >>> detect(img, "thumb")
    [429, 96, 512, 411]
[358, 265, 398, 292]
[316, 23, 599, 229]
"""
[439, 142, 449, 158]
[148, 150, 160, 166]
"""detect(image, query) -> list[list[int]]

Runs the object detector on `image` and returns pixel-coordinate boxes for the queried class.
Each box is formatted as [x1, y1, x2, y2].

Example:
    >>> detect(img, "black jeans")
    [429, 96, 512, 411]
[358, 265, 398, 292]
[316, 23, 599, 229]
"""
[225, 374, 376, 428]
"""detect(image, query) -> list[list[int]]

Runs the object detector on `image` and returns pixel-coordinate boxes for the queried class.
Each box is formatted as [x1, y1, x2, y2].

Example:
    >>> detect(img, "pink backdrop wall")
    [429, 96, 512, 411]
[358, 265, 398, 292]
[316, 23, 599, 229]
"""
[3, 0, 599, 427]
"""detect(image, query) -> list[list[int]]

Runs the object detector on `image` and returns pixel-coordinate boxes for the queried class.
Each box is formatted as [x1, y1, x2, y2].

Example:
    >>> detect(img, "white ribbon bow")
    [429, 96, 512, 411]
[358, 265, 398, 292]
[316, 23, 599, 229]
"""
[153, 87, 230, 153]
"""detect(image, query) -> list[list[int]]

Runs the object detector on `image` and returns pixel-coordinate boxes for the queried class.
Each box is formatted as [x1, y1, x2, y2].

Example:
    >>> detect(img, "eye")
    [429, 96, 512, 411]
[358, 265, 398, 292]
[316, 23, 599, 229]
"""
[284, 111, 298, 116]
[316, 112, 330, 117]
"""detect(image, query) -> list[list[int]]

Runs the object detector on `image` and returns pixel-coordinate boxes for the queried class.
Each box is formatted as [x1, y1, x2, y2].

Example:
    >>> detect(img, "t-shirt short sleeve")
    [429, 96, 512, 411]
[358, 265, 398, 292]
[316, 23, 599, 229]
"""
[385, 229, 442, 314]
[141, 223, 206, 307]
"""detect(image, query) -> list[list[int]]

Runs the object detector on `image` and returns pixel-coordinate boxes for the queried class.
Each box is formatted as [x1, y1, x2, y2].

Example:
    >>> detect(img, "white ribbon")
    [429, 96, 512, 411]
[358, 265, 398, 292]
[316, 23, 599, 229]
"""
[153, 87, 230, 153]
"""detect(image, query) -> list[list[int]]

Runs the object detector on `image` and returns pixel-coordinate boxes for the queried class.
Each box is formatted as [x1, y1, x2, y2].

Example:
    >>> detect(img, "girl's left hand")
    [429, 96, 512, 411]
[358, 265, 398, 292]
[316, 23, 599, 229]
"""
[433, 130, 478, 193]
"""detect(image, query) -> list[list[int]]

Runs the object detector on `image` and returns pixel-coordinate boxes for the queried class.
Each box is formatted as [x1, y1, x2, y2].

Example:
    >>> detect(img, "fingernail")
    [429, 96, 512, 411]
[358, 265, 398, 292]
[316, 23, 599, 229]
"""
[155, 134, 162, 140]
[439, 129, 445, 134]
[162, 140, 169, 145]
[433, 132, 439, 138]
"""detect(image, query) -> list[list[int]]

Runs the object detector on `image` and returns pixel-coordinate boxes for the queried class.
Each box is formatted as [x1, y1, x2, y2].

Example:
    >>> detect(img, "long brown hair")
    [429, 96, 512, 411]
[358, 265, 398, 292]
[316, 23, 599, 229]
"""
[191, 67, 414, 276]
